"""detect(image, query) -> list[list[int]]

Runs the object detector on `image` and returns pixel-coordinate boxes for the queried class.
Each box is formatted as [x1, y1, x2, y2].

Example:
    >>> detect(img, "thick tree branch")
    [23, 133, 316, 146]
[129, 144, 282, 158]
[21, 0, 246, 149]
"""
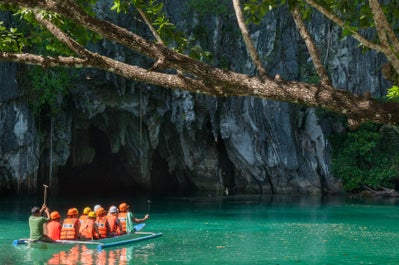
[232, 0, 270, 81]
[1, 0, 399, 126]
[291, 7, 330, 86]
[33, 10, 91, 58]
[368, 0, 399, 75]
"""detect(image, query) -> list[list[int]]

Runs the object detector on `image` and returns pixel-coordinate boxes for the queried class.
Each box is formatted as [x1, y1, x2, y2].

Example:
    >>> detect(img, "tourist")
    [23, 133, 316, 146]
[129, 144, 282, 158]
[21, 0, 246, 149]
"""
[29, 204, 50, 241]
[118, 202, 149, 234]
[106, 205, 123, 236]
[60, 208, 80, 240]
[95, 206, 111, 238]
[79, 206, 92, 224]
[79, 211, 99, 240]
[47, 211, 62, 241]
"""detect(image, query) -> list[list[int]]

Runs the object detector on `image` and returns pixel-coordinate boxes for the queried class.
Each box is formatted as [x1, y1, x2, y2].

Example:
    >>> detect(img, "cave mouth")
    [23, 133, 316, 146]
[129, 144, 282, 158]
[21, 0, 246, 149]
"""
[58, 125, 137, 197]
[57, 124, 174, 197]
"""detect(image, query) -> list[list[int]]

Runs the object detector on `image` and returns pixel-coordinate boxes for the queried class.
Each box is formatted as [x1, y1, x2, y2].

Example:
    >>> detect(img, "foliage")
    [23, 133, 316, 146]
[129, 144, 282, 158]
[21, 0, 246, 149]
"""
[27, 67, 73, 115]
[387, 85, 399, 102]
[111, 0, 210, 60]
[330, 123, 399, 191]
[0, 21, 25, 52]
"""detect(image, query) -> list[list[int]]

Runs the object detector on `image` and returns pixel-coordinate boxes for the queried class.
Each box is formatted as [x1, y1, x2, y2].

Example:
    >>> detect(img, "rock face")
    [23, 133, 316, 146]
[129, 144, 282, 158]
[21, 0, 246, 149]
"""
[0, 2, 390, 195]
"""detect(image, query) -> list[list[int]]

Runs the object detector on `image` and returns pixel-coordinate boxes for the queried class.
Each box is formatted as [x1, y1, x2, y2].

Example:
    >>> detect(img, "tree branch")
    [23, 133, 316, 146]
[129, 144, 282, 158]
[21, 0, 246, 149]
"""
[2, 0, 399, 126]
[368, 0, 399, 76]
[32, 10, 91, 58]
[232, 0, 270, 81]
[304, 0, 384, 53]
[291, 7, 331, 86]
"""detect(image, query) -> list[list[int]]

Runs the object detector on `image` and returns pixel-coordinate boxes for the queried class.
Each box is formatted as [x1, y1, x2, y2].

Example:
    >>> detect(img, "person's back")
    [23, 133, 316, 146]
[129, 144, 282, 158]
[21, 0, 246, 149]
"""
[95, 207, 111, 238]
[79, 211, 99, 240]
[107, 205, 122, 236]
[47, 211, 62, 241]
[79, 207, 91, 225]
[118, 202, 149, 234]
[29, 205, 50, 241]
[60, 208, 80, 240]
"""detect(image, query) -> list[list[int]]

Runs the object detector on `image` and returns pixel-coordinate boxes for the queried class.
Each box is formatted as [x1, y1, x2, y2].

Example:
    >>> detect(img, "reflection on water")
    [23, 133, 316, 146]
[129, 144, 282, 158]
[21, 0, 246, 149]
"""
[45, 243, 157, 265]
[4, 195, 399, 264]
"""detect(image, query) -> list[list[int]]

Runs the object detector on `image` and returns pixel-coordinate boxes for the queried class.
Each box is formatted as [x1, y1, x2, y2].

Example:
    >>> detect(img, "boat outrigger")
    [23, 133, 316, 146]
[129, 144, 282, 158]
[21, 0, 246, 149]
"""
[13, 224, 163, 251]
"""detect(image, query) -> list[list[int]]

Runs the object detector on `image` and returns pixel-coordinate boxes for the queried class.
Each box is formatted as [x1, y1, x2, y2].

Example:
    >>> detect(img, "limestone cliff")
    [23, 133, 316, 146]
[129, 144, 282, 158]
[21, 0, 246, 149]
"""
[0, 1, 390, 195]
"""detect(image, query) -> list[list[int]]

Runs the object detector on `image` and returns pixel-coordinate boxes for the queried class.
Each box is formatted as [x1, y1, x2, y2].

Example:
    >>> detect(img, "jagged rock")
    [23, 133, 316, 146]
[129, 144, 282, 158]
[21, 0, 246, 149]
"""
[0, 1, 390, 195]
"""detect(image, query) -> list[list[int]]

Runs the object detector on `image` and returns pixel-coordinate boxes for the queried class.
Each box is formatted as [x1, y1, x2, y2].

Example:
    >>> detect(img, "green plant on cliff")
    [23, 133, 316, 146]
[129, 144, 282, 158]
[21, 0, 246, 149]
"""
[330, 123, 399, 192]
[27, 67, 73, 115]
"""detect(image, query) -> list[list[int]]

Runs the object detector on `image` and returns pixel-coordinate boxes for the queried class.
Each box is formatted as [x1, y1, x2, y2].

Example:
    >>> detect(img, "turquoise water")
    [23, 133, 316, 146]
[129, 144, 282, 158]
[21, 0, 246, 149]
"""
[1, 195, 399, 264]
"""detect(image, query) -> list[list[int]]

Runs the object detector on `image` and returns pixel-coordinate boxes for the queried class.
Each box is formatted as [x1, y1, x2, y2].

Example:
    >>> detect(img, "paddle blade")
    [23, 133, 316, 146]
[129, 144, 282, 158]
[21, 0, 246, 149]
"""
[134, 223, 146, 232]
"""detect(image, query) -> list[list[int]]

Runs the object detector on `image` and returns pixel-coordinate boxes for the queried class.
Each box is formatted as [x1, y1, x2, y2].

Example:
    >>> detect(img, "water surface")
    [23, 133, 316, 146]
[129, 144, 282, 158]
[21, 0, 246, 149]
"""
[1, 195, 399, 264]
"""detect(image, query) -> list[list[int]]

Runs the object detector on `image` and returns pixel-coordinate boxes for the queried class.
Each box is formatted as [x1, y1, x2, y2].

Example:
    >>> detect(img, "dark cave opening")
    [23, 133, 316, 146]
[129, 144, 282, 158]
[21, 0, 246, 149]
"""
[58, 125, 136, 196]
[57, 124, 175, 197]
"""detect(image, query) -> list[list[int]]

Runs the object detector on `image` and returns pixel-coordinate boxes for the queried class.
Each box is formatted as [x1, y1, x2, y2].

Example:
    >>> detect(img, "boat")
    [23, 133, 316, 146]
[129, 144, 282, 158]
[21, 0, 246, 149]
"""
[13, 223, 163, 251]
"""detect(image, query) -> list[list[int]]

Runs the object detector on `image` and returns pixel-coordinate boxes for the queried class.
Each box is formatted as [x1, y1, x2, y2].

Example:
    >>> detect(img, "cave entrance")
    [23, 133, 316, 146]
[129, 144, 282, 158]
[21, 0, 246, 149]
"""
[58, 125, 136, 197]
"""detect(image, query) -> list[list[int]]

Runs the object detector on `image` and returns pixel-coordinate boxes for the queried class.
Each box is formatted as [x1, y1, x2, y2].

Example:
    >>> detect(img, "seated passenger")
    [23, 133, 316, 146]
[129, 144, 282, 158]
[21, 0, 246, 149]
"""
[60, 208, 80, 240]
[79, 211, 99, 240]
[107, 205, 123, 236]
[47, 211, 62, 241]
[95, 207, 111, 239]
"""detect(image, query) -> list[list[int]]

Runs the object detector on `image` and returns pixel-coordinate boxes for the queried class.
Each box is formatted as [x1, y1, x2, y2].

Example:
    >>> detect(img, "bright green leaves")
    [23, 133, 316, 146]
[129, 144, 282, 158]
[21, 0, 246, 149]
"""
[243, 0, 274, 24]
[330, 123, 399, 191]
[9, 6, 101, 56]
[0, 21, 26, 52]
[387, 85, 399, 102]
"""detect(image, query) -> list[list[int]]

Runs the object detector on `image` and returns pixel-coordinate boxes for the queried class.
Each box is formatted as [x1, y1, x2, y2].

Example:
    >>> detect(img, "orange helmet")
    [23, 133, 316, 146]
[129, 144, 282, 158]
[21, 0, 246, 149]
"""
[119, 202, 129, 212]
[67, 208, 79, 216]
[95, 206, 106, 216]
[50, 211, 61, 220]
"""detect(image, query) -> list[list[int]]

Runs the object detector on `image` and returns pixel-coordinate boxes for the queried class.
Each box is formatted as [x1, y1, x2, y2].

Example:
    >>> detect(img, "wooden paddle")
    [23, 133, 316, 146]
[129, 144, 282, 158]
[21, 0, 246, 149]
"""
[43, 184, 48, 205]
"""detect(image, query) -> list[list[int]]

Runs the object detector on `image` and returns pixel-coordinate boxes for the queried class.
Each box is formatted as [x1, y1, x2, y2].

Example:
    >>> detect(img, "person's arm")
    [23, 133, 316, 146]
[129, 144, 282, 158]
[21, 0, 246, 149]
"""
[133, 214, 149, 223]
[40, 204, 50, 219]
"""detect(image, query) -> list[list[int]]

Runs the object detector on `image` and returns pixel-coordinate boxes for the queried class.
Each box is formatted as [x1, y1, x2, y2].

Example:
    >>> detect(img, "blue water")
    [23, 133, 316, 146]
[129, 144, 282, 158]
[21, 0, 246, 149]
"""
[1, 195, 399, 264]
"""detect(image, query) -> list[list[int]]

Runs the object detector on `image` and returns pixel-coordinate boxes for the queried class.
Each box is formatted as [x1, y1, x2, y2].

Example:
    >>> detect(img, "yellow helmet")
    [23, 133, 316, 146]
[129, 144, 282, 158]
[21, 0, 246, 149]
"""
[83, 207, 91, 215]
[88, 211, 96, 218]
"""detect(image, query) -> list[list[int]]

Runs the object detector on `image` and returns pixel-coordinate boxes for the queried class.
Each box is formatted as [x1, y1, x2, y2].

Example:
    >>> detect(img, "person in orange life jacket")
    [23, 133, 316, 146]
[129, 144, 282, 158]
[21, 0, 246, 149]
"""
[29, 204, 51, 241]
[118, 202, 149, 234]
[47, 211, 62, 241]
[106, 205, 123, 236]
[60, 208, 80, 240]
[95, 207, 111, 239]
[93, 204, 102, 212]
[79, 211, 99, 240]
[79, 207, 92, 225]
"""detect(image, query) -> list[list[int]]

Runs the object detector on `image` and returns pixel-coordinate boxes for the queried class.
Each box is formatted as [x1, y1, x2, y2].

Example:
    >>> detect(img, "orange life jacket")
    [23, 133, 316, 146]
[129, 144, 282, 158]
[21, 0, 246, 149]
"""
[79, 215, 88, 225]
[47, 220, 61, 240]
[60, 218, 79, 240]
[118, 212, 127, 233]
[79, 219, 98, 240]
[95, 216, 109, 239]
[107, 214, 121, 235]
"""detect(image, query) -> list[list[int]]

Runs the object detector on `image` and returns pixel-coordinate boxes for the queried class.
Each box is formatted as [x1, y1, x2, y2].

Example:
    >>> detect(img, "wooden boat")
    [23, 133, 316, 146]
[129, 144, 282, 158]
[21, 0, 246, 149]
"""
[13, 224, 163, 251]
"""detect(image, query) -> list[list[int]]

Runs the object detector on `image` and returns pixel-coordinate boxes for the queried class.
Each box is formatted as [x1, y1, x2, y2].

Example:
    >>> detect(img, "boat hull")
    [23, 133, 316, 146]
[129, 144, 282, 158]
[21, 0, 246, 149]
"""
[13, 231, 163, 251]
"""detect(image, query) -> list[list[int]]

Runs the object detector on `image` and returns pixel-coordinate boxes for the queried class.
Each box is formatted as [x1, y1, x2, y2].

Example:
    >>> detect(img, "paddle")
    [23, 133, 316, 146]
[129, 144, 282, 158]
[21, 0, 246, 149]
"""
[146, 200, 151, 214]
[134, 223, 146, 232]
[43, 184, 48, 205]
